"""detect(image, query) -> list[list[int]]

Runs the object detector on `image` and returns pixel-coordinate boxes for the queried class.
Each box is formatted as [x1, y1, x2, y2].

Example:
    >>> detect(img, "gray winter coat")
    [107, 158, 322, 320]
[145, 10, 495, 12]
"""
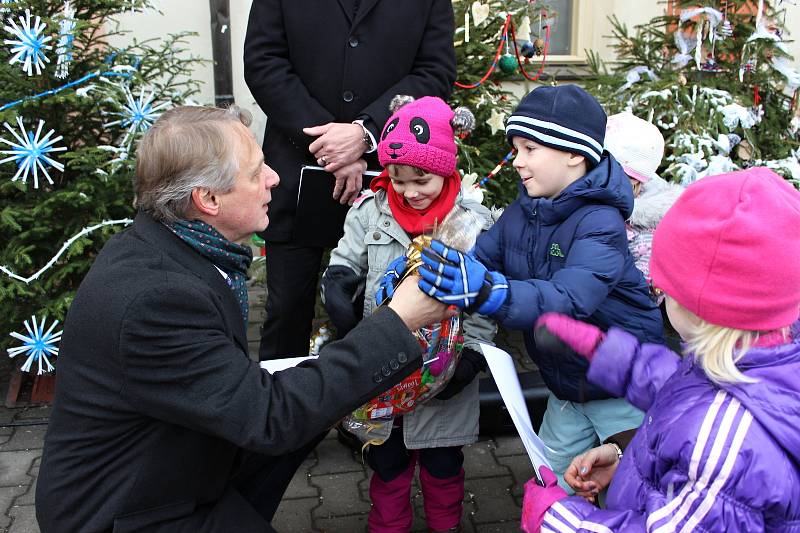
[328, 188, 496, 448]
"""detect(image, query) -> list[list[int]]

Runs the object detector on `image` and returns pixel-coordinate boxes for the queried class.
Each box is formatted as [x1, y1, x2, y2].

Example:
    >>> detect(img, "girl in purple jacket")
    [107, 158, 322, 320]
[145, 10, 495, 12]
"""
[522, 167, 800, 532]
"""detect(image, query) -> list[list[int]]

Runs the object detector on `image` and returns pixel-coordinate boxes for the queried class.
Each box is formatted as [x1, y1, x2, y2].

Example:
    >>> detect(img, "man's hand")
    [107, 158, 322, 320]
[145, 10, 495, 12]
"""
[564, 444, 621, 503]
[304, 122, 365, 173]
[332, 158, 366, 205]
[388, 276, 457, 332]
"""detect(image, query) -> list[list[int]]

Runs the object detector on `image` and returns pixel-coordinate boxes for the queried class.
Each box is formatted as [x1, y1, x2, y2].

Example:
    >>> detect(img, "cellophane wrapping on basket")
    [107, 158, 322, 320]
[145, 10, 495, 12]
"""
[343, 207, 484, 446]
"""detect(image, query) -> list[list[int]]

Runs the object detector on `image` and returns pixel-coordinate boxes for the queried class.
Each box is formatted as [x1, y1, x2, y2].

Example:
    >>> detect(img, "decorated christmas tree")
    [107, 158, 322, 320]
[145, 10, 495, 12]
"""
[582, 0, 800, 187]
[0, 0, 202, 374]
[450, 0, 558, 206]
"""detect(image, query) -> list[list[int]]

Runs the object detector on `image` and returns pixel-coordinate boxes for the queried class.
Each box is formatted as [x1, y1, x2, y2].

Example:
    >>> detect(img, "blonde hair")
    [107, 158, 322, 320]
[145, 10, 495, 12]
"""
[134, 105, 252, 222]
[685, 320, 789, 385]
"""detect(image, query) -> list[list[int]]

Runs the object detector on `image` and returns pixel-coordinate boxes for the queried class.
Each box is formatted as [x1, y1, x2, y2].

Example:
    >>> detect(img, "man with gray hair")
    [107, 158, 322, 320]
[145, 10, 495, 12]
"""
[35, 105, 453, 533]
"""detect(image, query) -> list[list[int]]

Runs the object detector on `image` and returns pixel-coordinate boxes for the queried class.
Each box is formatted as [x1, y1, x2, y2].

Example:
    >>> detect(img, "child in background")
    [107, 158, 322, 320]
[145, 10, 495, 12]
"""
[416, 85, 664, 490]
[604, 112, 683, 289]
[527, 167, 800, 532]
[321, 96, 495, 533]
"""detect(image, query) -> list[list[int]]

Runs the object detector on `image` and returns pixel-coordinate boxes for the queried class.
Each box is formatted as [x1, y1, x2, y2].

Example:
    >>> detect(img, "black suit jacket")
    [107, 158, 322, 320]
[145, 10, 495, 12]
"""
[244, 0, 456, 242]
[35, 212, 424, 533]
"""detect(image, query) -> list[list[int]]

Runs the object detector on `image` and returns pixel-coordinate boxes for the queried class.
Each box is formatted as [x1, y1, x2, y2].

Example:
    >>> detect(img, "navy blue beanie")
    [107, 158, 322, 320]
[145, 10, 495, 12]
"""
[506, 85, 606, 167]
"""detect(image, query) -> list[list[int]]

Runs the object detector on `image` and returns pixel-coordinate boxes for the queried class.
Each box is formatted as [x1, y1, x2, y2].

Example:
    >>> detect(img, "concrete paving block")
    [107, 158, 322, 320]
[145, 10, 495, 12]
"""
[0, 450, 40, 487]
[15, 477, 36, 506]
[494, 454, 534, 501]
[0, 485, 26, 530]
[312, 471, 371, 518]
[271, 496, 319, 532]
[8, 504, 39, 533]
[282, 469, 319, 500]
[465, 476, 520, 525]
[309, 439, 366, 476]
[0, 426, 48, 452]
[490, 435, 527, 458]
[463, 442, 509, 479]
[314, 512, 369, 533]
[14, 406, 52, 420]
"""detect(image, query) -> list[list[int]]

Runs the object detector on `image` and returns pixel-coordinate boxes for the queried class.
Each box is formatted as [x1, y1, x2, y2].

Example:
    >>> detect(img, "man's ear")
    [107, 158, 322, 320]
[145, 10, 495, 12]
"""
[191, 187, 220, 217]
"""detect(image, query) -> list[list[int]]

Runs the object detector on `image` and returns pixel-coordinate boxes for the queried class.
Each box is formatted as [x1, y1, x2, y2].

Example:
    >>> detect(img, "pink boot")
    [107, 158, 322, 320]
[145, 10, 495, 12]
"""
[419, 466, 464, 532]
[368, 457, 416, 533]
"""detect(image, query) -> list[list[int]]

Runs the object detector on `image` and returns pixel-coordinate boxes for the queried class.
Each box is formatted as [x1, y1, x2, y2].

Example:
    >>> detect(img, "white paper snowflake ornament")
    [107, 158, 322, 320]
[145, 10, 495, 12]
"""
[7, 316, 62, 374]
[0, 117, 67, 189]
[4, 8, 53, 76]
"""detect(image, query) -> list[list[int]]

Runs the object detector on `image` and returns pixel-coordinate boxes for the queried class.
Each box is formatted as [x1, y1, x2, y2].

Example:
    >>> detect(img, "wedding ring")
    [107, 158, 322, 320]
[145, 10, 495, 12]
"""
[319, 156, 328, 166]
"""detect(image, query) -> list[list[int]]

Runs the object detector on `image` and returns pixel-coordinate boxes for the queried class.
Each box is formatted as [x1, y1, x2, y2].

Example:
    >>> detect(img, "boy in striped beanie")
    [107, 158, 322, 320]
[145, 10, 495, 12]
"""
[417, 84, 663, 490]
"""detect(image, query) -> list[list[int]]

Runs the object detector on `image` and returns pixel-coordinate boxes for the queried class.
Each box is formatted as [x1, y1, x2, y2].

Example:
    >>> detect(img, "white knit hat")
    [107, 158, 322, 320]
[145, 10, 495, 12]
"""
[604, 112, 664, 183]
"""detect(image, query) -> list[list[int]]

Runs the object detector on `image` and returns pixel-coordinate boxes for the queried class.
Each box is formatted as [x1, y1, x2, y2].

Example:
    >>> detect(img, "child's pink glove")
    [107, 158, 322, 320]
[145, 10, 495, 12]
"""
[534, 313, 605, 362]
[521, 466, 568, 533]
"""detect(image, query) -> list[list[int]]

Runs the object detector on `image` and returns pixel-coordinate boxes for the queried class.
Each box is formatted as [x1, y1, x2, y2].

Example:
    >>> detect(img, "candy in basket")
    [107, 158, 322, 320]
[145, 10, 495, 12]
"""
[343, 208, 484, 446]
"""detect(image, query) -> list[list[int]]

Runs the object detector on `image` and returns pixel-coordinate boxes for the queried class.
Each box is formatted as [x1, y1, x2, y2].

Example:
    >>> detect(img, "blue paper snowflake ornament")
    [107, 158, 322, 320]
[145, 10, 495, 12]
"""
[4, 8, 53, 76]
[0, 117, 67, 189]
[7, 316, 62, 374]
[104, 85, 171, 147]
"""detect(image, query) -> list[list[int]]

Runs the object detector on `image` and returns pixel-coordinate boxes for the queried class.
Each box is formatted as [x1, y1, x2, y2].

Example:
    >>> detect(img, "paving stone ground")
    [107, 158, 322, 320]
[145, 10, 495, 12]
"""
[0, 286, 537, 532]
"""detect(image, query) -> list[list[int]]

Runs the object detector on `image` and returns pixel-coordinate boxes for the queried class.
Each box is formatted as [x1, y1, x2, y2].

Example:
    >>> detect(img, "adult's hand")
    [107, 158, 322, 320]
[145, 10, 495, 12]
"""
[304, 122, 365, 173]
[332, 158, 367, 205]
[564, 444, 621, 503]
[388, 276, 457, 332]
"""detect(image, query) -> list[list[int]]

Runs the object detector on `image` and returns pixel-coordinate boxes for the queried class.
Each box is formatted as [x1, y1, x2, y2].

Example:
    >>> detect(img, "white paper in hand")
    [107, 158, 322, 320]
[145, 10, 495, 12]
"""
[479, 343, 552, 474]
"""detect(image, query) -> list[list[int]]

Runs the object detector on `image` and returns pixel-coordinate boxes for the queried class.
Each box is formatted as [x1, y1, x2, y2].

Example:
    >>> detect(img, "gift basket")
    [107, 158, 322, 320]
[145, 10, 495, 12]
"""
[343, 208, 483, 446]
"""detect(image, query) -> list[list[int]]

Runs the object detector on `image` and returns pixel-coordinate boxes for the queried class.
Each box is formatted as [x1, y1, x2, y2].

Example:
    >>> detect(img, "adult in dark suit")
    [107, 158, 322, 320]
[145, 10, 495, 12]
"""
[35, 106, 453, 533]
[244, 0, 456, 360]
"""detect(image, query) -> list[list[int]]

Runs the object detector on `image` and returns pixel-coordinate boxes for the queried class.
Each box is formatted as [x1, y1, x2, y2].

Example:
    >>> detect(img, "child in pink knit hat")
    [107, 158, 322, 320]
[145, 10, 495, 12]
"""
[321, 95, 495, 533]
[524, 167, 800, 532]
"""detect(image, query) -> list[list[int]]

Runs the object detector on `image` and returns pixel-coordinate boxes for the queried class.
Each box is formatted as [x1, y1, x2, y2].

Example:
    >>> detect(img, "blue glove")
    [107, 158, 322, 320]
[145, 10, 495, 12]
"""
[374, 255, 407, 306]
[418, 240, 508, 316]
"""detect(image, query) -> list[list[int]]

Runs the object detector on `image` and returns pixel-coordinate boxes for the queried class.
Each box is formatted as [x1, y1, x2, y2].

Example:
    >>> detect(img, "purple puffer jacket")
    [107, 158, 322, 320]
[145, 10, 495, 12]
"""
[542, 324, 800, 532]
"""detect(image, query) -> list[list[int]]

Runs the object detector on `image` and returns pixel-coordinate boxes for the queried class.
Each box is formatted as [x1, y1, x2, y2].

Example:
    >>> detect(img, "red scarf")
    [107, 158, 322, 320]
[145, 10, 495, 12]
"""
[370, 169, 461, 236]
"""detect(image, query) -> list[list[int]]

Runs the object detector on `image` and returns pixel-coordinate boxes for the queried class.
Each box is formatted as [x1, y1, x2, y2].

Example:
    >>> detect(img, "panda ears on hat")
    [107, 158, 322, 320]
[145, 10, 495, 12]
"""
[388, 95, 476, 137]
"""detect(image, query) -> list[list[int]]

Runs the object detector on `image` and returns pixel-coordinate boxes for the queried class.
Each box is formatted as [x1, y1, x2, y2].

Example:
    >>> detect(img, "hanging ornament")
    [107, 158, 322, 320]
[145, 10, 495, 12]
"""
[498, 53, 518, 73]
[486, 108, 506, 135]
[7, 316, 62, 374]
[4, 8, 53, 76]
[532, 37, 545, 56]
[103, 84, 171, 147]
[517, 15, 531, 41]
[470, 1, 489, 26]
[464, 11, 470, 43]
[521, 40, 535, 58]
[716, 0, 733, 39]
[737, 139, 753, 161]
[55, 1, 76, 79]
[0, 117, 67, 189]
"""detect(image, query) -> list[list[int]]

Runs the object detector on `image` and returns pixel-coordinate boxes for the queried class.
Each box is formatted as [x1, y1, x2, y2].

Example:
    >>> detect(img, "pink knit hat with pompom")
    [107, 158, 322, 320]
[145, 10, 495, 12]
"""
[378, 96, 473, 177]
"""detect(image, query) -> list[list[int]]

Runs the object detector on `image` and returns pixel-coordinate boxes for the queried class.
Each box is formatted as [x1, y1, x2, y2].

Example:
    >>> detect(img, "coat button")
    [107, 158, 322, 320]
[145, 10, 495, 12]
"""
[397, 351, 407, 363]
[390, 359, 399, 370]
[373, 372, 383, 383]
[348, 36, 359, 47]
[383, 220, 390, 227]
[373, 232, 381, 240]
[343, 90, 354, 102]
[381, 365, 391, 377]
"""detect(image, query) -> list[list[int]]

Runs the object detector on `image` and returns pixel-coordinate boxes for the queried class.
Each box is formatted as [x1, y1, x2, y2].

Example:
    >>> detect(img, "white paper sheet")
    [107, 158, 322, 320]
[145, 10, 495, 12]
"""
[260, 355, 318, 374]
[479, 343, 551, 475]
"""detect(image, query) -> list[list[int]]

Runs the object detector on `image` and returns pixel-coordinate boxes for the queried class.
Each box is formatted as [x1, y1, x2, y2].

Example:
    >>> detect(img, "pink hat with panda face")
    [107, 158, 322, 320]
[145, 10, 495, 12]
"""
[378, 96, 461, 177]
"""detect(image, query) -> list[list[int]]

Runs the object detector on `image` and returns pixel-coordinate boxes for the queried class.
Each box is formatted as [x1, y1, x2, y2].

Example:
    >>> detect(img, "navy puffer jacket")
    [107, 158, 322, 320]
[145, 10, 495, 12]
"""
[474, 154, 664, 402]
